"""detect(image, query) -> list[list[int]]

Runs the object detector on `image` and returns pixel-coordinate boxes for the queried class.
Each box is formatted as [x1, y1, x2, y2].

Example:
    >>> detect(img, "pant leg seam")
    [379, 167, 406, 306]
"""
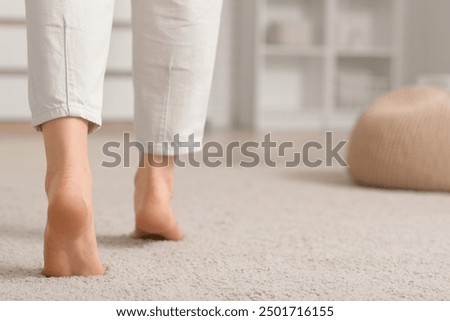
[161, 57, 174, 144]
[63, 17, 71, 114]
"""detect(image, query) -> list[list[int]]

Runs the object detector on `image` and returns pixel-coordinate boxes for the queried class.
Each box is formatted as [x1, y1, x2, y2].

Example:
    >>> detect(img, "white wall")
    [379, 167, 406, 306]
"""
[0, 1, 28, 120]
[402, 0, 450, 85]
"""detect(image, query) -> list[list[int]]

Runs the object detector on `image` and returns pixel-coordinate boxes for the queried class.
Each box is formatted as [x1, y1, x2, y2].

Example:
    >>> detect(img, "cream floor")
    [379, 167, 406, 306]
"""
[1, 125, 450, 300]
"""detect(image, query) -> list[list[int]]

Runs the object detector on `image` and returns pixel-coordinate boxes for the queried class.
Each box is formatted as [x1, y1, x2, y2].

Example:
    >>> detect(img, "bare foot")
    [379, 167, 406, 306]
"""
[43, 172, 105, 277]
[41, 118, 105, 277]
[133, 155, 183, 241]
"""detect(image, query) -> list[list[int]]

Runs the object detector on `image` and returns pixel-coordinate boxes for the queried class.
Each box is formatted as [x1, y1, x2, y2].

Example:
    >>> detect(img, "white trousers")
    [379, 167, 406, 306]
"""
[25, 0, 223, 154]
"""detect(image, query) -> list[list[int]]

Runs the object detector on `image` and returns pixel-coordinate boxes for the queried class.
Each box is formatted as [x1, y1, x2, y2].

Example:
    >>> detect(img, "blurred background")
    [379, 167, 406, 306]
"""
[1, 0, 450, 132]
[3, 1, 450, 300]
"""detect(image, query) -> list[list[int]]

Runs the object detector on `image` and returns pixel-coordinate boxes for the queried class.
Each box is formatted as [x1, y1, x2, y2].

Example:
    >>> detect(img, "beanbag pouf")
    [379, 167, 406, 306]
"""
[347, 87, 450, 191]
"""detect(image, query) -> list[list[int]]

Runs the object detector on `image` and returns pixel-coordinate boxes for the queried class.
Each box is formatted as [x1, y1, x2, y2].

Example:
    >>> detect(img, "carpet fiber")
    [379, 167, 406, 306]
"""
[1, 128, 450, 300]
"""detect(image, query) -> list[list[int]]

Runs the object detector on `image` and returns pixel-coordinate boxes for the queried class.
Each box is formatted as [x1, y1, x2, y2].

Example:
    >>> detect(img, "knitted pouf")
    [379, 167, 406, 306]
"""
[347, 87, 450, 191]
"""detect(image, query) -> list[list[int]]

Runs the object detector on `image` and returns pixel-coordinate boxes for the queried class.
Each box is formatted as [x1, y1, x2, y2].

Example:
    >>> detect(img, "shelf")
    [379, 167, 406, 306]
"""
[258, 111, 326, 130]
[264, 45, 325, 57]
[262, 107, 324, 115]
[0, 68, 27, 76]
[0, 18, 25, 26]
[0, 18, 130, 29]
[263, 45, 393, 58]
[0, 68, 132, 78]
[335, 106, 371, 113]
[337, 47, 393, 58]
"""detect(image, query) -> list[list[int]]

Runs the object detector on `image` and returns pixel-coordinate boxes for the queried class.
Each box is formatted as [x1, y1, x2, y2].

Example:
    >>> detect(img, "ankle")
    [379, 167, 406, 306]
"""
[136, 155, 174, 186]
[139, 154, 174, 169]
[45, 166, 92, 195]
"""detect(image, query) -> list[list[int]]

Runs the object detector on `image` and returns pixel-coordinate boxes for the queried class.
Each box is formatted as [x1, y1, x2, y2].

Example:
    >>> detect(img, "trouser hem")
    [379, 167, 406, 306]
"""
[31, 104, 102, 133]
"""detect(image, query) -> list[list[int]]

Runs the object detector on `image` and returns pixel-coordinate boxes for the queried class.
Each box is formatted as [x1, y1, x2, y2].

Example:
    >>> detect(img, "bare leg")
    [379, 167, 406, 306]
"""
[42, 118, 105, 277]
[133, 155, 183, 241]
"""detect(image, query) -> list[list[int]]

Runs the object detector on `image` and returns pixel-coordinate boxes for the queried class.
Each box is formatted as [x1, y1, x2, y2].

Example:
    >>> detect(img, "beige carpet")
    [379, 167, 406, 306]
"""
[1, 127, 450, 300]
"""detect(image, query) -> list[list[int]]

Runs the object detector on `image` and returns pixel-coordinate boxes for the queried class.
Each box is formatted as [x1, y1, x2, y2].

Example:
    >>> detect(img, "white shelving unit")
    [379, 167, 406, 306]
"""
[238, 0, 404, 130]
